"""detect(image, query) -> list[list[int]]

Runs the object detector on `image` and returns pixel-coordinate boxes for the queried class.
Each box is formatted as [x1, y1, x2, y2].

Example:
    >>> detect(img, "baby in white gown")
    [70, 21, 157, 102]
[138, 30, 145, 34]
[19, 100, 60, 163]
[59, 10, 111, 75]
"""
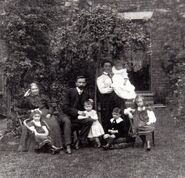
[112, 60, 136, 100]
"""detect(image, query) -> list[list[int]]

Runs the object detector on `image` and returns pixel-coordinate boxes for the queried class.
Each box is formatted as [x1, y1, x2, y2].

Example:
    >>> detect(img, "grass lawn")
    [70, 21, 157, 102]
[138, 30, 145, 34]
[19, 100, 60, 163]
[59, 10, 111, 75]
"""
[0, 108, 185, 178]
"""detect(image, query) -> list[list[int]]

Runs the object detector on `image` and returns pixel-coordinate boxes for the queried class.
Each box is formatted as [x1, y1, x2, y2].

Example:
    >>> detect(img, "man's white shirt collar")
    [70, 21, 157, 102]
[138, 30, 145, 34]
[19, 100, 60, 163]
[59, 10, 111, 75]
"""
[103, 71, 113, 79]
[110, 117, 123, 123]
[137, 106, 146, 111]
[103, 71, 108, 75]
[76, 87, 83, 95]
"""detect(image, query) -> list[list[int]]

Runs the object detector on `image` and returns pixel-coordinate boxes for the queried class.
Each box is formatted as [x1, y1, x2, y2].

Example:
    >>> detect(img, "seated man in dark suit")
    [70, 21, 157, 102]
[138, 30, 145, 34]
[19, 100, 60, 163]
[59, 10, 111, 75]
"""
[59, 76, 94, 154]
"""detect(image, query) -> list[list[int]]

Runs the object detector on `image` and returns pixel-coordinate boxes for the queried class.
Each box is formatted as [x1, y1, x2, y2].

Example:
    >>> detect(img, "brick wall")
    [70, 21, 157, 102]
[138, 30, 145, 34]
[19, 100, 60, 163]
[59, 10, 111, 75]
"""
[150, 12, 170, 102]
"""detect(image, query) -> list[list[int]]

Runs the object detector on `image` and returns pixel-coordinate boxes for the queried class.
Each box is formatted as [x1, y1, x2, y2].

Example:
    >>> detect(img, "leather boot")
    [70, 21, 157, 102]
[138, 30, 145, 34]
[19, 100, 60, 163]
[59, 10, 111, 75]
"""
[103, 137, 114, 150]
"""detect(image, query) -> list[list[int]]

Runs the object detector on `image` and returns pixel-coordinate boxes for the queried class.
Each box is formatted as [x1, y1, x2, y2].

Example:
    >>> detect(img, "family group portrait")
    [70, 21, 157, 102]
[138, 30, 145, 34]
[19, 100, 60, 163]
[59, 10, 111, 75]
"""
[0, 0, 185, 177]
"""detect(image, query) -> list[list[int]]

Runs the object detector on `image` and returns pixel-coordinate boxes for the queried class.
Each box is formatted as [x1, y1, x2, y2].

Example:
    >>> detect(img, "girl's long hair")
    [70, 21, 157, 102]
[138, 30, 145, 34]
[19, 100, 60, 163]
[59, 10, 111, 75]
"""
[133, 95, 145, 108]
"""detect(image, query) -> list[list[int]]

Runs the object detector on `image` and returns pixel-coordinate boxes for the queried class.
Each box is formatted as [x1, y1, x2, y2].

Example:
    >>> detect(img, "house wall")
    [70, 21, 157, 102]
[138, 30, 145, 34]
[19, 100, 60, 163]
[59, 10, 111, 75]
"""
[93, 0, 181, 103]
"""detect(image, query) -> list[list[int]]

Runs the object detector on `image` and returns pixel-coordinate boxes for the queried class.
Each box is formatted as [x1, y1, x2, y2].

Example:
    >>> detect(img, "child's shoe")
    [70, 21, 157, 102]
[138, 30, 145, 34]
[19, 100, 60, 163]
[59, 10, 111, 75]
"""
[103, 137, 114, 150]
[103, 143, 112, 150]
[51, 147, 62, 155]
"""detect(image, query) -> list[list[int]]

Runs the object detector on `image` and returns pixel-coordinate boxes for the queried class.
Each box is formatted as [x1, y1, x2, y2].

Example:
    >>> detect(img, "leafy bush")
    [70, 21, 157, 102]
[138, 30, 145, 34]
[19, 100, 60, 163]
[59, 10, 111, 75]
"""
[3, 2, 150, 100]
[152, 1, 185, 120]
[1, 0, 150, 134]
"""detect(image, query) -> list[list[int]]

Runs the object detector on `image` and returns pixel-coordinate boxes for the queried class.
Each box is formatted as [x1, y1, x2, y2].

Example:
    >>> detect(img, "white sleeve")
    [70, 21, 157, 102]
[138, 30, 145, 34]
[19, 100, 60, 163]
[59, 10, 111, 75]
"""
[90, 110, 98, 120]
[124, 107, 132, 115]
[42, 126, 49, 136]
[78, 115, 87, 119]
[147, 110, 157, 124]
[97, 76, 113, 94]
[112, 72, 136, 99]
[113, 84, 136, 99]
[123, 69, 128, 79]
[124, 108, 134, 118]
[26, 125, 36, 133]
[23, 120, 35, 132]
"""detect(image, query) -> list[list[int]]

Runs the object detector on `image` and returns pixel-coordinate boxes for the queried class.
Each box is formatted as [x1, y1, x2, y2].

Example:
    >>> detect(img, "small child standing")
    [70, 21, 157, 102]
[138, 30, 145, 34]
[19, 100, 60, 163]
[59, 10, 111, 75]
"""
[112, 60, 136, 100]
[78, 99, 104, 147]
[103, 107, 128, 150]
[124, 95, 157, 151]
[23, 109, 61, 154]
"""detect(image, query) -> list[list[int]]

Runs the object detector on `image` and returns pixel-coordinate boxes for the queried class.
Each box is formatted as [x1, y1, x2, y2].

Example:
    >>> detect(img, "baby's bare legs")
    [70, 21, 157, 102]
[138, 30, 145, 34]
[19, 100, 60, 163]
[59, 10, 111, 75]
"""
[94, 137, 101, 148]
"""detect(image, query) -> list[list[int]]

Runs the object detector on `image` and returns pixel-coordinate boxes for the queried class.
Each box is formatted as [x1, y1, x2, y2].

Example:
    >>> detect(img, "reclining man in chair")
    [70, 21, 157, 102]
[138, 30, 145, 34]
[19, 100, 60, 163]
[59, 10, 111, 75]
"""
[58, 75, 93, 154]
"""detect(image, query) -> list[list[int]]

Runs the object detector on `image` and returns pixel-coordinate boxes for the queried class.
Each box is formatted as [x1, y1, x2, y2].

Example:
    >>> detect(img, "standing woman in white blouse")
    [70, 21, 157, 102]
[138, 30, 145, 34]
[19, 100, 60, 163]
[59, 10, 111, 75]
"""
[97, 60, 114, 133]
[97, 60, 127, 133]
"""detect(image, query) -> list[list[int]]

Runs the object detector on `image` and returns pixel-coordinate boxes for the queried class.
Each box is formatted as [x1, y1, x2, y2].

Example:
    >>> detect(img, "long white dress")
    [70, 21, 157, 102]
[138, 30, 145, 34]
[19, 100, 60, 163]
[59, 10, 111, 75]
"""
[112, 66, 136, 100]
[78, 110, 105, 138]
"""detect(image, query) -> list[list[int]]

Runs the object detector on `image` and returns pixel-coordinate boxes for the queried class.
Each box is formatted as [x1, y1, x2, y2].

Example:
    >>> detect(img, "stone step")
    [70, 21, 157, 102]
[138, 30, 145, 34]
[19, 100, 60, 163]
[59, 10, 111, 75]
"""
[126, 91, 154, 107]
[136, 91, 154, 97]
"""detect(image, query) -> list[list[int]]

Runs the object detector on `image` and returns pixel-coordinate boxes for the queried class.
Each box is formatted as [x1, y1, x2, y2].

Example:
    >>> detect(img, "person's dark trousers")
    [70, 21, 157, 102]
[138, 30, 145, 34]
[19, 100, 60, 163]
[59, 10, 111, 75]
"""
[100, 92, 126, 133]
[58, 114, 72, 146]
[100, 93, 115, 133]
[71, 118, 94, 143]
[112, 92, 126, 115]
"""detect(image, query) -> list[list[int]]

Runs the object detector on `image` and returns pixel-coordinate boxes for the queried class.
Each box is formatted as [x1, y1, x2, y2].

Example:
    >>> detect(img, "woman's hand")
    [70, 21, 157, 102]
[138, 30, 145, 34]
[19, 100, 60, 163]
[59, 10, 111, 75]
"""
[46, 114, 51, 119]
[128, 113, 133, 119]
[24, 89, 31, 97]
[146, 122, 151, 125]
[124, 108, 135, 118]
[78, 111, 86, 116]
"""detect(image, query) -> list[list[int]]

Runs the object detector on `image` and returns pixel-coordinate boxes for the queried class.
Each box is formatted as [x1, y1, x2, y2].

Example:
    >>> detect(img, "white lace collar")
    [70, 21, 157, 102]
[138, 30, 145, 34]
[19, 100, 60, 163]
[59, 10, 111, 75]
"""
[110, 117, 123, 123]
[32, 120, 41, 127]
[112, 66, 127, 74]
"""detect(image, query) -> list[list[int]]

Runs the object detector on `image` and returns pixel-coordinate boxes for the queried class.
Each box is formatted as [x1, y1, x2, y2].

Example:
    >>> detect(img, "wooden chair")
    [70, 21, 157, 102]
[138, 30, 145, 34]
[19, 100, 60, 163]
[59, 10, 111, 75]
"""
[128, 116, 155, 147]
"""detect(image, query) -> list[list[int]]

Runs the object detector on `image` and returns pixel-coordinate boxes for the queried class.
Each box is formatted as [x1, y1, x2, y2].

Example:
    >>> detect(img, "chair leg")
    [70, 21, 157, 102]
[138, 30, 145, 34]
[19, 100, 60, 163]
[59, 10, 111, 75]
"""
[132, 137, 136, 147]
[152, 131, 155, 146]
[139, 135, 146, 148]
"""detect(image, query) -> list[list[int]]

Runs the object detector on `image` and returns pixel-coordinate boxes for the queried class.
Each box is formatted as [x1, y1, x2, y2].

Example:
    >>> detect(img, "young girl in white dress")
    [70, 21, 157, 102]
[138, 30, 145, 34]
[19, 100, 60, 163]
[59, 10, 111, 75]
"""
[112, 60, 136, 100]
[78, 99, 104, 147]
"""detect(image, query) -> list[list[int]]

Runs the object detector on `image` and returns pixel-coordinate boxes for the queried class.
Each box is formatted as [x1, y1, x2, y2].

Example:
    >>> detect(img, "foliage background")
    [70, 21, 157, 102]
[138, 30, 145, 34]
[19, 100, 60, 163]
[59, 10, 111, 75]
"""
[2, 0, 150, 100]
[2, 0, 185, 131]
